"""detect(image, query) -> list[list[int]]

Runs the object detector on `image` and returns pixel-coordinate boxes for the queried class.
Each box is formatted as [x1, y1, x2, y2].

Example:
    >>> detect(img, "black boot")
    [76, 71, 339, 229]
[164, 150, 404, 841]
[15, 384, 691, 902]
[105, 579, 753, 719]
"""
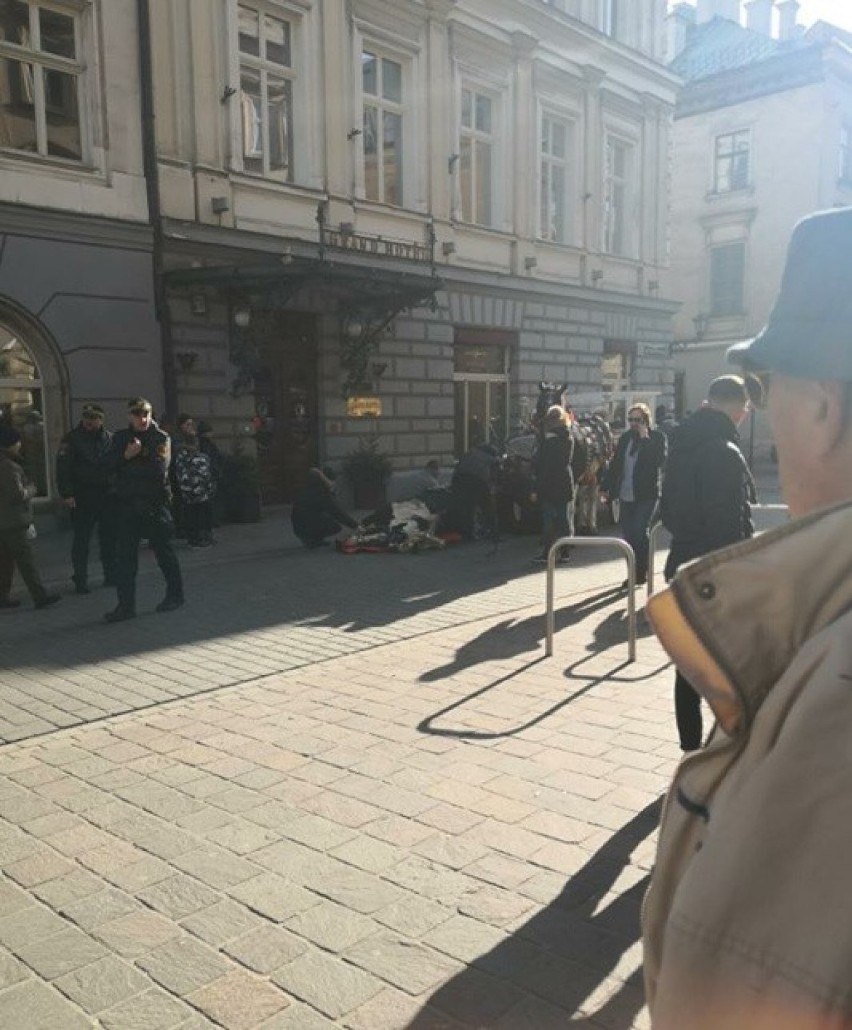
[104, 607, 135, 623]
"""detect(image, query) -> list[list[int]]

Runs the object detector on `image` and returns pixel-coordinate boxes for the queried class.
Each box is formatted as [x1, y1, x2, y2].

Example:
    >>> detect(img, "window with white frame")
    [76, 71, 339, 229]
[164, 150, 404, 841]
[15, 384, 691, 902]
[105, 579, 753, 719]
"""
[0, 0, 84, 162]
[237, 3, 294, 179]
[361, 49, 403, 206]
[539, 113, 572, 244]
[709, 241, 745, 317]
[459, 86, 494, 227]
[840, 124, 852, 182]
[714, 130, 750, 193]
[603, 134, 634, 257]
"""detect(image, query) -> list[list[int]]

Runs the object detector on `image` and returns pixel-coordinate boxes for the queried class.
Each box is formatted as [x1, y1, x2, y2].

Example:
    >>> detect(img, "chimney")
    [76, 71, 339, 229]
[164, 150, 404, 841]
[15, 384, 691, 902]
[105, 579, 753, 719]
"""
[696, 0, 741, 26]
[745, 0, 774, 36]
[777, 0, 800, 40]
[666, 3, 696, 60]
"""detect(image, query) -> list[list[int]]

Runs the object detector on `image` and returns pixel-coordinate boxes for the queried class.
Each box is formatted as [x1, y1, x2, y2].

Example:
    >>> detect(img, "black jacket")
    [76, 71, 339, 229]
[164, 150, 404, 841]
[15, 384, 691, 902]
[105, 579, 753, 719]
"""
[533, 426, 575, 503]
[56, 423, 114, 496]
[660, 406, 756, 578]
[291, 478, 356, 539]
[605, 428, 667, 503]
[109, 424, 172, 510]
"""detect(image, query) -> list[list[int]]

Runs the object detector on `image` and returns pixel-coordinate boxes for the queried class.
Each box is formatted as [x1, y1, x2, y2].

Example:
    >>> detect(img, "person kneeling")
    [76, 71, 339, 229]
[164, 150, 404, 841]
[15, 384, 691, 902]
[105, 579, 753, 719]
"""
[291, 467, 358, 549]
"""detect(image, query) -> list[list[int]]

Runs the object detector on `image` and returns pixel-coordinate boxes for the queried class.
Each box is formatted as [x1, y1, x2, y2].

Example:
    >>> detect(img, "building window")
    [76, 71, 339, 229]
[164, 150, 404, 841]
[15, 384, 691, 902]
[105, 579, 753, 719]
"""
[238, 3, 294, 179]
[453, 335, 511, 456]
[0, 1, 84, 162]
[840, 125, 852, 182]
[460, 87, 494, 226]
[714, 130, 750, 193]
[0, 325, 47, 496]
[362, 50, 403, 206]
[603, 135, 634, 256]
[602, 0, 620, 38]
[709, 241, 745, 316]
[540, 114, 572, 244]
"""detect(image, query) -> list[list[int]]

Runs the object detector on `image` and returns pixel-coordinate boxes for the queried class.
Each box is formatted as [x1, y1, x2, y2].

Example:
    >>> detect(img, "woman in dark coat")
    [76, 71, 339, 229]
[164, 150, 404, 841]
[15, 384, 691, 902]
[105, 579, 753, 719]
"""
[531, 405, 575, 563]
[602, 403, 667, 585]
[291, 467, 358, 549]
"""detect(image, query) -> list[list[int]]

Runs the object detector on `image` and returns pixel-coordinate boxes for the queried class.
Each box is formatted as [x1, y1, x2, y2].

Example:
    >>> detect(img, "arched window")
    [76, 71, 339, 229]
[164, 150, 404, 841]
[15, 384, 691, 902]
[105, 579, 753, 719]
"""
[0, 324, 49, 497]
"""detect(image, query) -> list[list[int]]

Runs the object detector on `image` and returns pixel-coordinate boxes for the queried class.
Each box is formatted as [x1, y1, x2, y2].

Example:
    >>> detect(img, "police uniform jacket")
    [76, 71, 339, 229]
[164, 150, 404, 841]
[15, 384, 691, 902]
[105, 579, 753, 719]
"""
[110, 424, 172, 512]
[56, 423, 114, 498]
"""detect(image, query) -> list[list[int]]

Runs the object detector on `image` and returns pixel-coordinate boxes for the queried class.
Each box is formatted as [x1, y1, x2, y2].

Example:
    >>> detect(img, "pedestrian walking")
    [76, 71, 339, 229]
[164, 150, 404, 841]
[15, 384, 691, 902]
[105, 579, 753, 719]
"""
[602, 403, 666, 586]
[643, 206, 852, 1029]
[104, 398, 184, 623]
[172, 416, 215, 547]
[0, 426, 60, 610]
[56, 403, 117, 593]
[530, 404, 574, 563]
[659, 375, 755, 751]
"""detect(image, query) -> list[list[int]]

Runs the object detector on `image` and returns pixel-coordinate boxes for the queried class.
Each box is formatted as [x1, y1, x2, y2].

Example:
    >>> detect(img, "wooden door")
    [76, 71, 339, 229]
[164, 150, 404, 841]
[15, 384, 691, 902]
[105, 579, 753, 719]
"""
[254, 313, 318, 504]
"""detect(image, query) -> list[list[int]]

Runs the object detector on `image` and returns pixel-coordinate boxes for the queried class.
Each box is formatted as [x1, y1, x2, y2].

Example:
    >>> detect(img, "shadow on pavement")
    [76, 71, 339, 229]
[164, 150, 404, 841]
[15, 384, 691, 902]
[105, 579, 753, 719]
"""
[418, 588, 626, 684]
[407, 799, 663, 1029]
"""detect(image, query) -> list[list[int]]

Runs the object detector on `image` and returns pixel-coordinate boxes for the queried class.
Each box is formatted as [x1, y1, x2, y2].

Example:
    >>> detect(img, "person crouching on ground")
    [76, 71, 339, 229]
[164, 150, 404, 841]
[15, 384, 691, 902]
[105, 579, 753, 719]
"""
[291, 467, 358, 549]
[531, 404, 575, 564]
[0, 426, 60, 610]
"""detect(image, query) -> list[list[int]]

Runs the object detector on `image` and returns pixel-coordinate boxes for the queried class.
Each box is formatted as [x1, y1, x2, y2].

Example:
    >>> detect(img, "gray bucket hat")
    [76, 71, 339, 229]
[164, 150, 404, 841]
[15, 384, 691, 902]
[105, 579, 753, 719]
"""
[728, 206, 852, 381]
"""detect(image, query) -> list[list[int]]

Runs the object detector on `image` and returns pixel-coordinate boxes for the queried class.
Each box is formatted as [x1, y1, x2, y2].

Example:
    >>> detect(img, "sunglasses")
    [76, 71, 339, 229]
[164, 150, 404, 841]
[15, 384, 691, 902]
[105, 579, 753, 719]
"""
[744, 371, 771, 409]
[129, 407, 152, 417]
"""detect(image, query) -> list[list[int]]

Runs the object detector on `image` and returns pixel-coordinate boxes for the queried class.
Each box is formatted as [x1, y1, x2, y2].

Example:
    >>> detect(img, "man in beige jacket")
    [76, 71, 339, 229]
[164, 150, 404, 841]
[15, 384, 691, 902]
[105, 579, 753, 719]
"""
[643, 206, 852, 1029]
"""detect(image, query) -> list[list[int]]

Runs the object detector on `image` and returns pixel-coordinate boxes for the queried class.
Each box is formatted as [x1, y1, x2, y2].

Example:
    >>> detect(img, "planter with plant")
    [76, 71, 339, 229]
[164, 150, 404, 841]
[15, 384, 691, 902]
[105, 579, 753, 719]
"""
[221, 450, 262, 523]
[342, 436, 392, 510]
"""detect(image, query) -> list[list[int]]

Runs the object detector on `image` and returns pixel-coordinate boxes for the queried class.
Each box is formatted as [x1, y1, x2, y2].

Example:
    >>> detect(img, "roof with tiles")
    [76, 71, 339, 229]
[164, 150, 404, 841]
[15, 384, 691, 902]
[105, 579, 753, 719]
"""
[671, 15, 804, 81]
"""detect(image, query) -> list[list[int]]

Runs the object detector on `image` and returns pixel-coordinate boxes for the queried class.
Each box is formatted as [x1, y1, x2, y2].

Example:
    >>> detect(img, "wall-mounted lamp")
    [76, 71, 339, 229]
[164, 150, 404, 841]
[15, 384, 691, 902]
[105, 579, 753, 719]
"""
[339, 221, 355, 236]
[344, 316, 364, 339]
[190, 292, 207, 316]
[448, 153, 460, 173]
[233, 308, 251, 329]
[524, 256, 538, 271]
[371, 362, 388, 380]
[211, 196, 230, 214]
[441, 241, 456, 257]
[693, 312, 709, 340]
[347, 128, 362, 140]
[175, 351, 199, 373]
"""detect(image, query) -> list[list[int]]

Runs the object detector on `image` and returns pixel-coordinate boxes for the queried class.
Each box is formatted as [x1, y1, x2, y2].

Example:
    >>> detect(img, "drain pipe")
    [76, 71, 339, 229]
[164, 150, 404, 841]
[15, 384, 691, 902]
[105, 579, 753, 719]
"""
[137, 0, 178, 420]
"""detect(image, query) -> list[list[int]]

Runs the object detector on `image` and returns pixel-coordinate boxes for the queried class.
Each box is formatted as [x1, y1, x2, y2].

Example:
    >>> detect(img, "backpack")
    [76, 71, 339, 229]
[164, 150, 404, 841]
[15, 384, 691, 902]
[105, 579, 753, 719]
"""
[174, 448, 213, 503]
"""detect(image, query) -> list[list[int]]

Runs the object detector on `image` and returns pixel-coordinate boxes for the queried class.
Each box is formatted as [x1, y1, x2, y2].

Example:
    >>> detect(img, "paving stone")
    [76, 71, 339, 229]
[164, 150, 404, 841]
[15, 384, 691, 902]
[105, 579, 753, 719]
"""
[3, 848, 76, 887]
[0, 948, 28, 989]
[345, 987, 465, 1030]
[272, 949, 382, 1019]
[0, 978, 92, 1030]
[54, 955, 150, 1014]
[100, 986, 194, 1030]
[284, 900, 378, 952]
[62, 887, 141, 930]
[344, 931, 461, 995]
[455, 884, 537, 927]
[171, 846, 259, 890]
[137, 874, 221, 920]
[135, 935, 232, 996]
[223, 924, 308, 974]
[180, 899, 265, 947]
[254, 1003, 337, 1029]
[205, 820, 279, 855]
[0, 877, 39, 915]
[94, 910, 183, 958]
[329, 834, 401, 874]
[228, 873, 319, 922]
[373, 895, 454, 939]
[187, 970, 290, 1029]
[31, 867, 105, 908]
[0, 904, 69, 950]
[13, 925, 108, 979]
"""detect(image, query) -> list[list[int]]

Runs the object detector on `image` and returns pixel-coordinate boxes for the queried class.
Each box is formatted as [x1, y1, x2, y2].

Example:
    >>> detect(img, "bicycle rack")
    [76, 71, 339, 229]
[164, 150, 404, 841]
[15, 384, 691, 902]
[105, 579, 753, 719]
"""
[544, 536, 637, 663]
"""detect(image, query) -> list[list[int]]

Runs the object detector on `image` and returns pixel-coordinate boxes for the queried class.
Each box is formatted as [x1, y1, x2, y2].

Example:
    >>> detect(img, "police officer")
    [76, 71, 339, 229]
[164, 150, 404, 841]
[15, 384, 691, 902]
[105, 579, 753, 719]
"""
[56, 403, 116, 593]
[105, 398, 184, 623]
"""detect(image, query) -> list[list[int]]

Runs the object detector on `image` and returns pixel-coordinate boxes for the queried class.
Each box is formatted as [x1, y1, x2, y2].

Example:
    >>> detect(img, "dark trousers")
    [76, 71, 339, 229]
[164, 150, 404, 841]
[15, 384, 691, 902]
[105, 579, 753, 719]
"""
[114, 505, 184, 613]
[675, 670, 703, 751]
[183, 501, 213, 545]
[0, 527, 48, 603]
[450, 474, 494, 540]
[71, 493, 117, 586]
[297, 513, 342, 548]
[540, 499, 572, 557]
[618, 499, 656, 581]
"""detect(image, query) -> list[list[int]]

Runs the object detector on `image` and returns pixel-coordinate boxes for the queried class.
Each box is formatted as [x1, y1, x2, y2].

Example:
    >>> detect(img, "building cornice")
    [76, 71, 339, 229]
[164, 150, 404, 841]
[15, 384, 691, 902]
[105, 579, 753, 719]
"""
[0, 202, 153, 251]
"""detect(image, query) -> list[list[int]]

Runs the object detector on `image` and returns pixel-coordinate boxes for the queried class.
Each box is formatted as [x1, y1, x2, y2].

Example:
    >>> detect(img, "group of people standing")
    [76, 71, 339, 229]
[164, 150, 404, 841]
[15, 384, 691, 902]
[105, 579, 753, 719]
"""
[0, 398, 224, 620]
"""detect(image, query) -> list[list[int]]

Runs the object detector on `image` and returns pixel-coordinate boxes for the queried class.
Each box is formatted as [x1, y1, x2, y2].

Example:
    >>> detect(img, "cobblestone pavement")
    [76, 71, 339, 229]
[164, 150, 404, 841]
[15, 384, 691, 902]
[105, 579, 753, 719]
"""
[0, 485, 785, 1028]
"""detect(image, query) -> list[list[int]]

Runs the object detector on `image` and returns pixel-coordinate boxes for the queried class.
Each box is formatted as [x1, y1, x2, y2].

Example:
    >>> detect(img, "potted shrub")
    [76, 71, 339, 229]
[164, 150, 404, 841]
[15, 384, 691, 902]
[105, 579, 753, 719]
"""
[222, 450, 262, 523]
[342, 436, 392, 510]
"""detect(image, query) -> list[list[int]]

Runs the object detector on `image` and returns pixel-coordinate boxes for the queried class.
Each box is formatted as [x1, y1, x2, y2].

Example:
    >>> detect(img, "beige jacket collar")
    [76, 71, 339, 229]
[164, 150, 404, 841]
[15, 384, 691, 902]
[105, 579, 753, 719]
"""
[647, 500, 852, 736]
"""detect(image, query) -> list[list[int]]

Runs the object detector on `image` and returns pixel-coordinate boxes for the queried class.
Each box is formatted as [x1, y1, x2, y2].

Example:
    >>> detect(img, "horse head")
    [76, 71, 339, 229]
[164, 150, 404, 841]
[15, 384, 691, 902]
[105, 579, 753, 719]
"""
[536, 382, 567, 422]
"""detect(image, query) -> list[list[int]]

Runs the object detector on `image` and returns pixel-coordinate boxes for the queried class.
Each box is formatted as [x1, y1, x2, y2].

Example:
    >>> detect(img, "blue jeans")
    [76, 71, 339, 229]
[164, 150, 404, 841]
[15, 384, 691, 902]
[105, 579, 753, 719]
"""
[618, 500, 656, 581]
[540, 500, 572, 556]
